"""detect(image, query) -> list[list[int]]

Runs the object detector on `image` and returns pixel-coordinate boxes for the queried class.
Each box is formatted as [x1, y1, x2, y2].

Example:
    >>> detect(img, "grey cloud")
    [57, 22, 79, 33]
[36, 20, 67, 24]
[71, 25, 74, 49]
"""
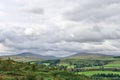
[0, 27, 101, 54]
[49, 27, 120, 43]
[0, 25, 120, 56]
[64, 0, 120, 22]
[92, 25, 102, 32]
[1, 0, 120, 56]
[111, 40, 120, 48]
[25, 7, 44, 14]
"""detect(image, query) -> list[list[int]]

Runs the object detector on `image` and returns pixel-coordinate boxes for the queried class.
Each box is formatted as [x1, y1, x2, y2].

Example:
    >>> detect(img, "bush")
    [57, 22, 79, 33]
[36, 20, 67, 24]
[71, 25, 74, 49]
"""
[25, 72, 37, 80]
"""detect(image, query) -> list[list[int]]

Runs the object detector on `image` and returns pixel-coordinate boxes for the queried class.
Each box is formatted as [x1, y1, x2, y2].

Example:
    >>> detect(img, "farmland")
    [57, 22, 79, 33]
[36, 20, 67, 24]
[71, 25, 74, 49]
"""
[0, 53, 120, 80]
[79, 71, 120, 76]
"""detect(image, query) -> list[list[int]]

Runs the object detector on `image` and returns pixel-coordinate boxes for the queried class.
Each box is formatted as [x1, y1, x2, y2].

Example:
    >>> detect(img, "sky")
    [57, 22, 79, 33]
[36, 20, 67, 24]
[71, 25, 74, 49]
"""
[0, 0, 120, 57]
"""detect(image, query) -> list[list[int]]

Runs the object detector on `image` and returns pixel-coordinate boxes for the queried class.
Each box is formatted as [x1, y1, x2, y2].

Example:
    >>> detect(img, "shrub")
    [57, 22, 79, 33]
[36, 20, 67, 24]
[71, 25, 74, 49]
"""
[25, 72, 37, 80]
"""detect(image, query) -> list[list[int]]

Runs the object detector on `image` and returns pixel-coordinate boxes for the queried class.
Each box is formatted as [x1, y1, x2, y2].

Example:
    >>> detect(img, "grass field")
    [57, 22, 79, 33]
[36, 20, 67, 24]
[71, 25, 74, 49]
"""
[78, 71, 120, 76]
[104, 60, 120, 68]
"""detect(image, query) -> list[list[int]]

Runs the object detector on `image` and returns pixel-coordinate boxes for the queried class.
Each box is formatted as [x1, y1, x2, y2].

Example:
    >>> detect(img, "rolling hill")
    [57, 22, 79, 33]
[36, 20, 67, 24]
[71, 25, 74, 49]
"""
[0, 52, 58, 61]
[0, 52, 114, 61]
[17, 52, 58, 60]
[66, 52, 113, 60]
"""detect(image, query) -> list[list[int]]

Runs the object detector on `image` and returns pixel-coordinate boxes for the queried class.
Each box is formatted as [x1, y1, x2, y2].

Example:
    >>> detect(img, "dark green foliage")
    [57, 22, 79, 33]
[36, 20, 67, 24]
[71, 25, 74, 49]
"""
[25, 72, 37, 80]
[92, 73, 120, 80]
[41, 59, 60, 66]
[113, 56, 120, 58]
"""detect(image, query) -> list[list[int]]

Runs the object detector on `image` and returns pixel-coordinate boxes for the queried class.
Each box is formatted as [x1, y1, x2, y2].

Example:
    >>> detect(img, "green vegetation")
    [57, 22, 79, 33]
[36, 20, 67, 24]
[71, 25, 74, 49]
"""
[79, 71, 120, 76]
[0, 56, 120, 80]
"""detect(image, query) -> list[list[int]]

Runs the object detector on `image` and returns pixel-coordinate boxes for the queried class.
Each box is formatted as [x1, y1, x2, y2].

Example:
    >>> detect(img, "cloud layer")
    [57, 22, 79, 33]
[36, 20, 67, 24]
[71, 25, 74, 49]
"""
[0, 0, 120, 56]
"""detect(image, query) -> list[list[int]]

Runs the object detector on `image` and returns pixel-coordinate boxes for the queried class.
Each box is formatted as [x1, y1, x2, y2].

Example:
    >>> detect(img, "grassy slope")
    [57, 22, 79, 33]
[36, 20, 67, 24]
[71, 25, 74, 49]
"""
[65, 53, 114, 60]
[104, 60, 120, 68]
[0, 56, 42, 62]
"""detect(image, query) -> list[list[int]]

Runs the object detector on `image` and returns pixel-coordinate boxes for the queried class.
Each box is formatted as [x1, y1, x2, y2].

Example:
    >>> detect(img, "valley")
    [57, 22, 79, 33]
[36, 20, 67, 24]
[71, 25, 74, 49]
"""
[0, 52, 120, 80]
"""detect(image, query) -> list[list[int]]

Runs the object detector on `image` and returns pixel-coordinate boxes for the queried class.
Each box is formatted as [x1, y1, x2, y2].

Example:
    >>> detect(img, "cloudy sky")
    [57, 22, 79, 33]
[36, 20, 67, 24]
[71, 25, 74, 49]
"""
[0, 0, 120, 57]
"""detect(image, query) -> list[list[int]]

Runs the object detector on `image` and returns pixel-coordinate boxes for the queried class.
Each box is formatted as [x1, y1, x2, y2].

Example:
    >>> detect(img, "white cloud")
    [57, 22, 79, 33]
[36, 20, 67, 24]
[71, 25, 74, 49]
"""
[0, 0, 120, 56]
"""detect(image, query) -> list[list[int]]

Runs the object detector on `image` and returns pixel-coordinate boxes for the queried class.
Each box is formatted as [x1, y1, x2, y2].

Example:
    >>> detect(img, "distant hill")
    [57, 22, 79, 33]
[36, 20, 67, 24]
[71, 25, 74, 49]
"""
[0, 52, 114, 61]
[0, 52, 58, 61]
[16, 52, 58, 60]
[66, 52, 113, 60]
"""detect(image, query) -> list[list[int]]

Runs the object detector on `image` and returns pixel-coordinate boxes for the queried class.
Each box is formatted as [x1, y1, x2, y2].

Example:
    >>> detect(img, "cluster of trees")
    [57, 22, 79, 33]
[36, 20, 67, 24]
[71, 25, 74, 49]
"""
[92, 73, 120, 80]
[113, 56, 120, 58]
[62, 60, 118, 72]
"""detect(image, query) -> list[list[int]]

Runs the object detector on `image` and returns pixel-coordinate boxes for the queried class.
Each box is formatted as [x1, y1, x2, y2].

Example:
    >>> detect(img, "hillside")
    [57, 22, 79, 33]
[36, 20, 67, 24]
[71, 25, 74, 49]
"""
[66, 53, 113, 60]
[0, 52, 58, 62]
[17, 52, 58, 60]
[0, 52, 113, 61]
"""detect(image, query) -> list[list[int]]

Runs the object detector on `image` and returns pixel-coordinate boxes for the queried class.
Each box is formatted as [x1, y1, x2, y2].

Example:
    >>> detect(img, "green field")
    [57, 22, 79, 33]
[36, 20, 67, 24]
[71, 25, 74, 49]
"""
[79, 71, 120, 76]
[0, 56, 120, 80]
[104, 60, 120, 68]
